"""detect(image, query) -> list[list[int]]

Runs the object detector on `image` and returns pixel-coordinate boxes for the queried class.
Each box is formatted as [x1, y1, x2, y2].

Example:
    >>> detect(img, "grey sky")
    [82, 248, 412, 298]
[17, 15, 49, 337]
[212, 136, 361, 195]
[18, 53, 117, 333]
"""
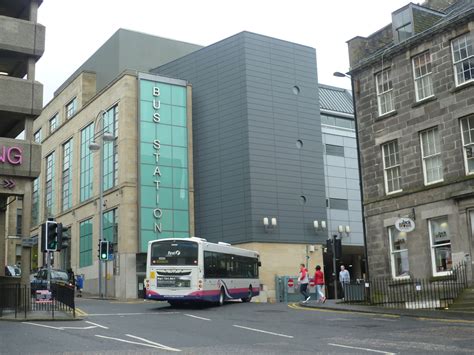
[37, 0, 409, 104]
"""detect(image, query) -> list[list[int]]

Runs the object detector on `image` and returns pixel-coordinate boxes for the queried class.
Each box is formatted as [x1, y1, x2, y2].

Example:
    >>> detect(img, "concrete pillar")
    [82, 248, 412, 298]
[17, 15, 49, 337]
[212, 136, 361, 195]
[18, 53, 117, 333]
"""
[27, 58, 36, 81]
[20, 182, 33, 284]
[0, 199, 6, 276]
[29, 0, 39, 22]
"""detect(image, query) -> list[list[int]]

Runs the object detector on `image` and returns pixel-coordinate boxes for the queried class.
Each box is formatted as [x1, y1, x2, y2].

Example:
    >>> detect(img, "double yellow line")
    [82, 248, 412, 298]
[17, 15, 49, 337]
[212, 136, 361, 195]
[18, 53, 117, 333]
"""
[75, 307, 88, 317]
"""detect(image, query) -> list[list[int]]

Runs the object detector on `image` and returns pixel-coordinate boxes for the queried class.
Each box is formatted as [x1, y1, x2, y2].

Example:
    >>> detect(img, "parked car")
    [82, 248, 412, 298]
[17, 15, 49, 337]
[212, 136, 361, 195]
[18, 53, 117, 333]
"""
[30, 268, 71, 294]
[5, 265, 21, 277]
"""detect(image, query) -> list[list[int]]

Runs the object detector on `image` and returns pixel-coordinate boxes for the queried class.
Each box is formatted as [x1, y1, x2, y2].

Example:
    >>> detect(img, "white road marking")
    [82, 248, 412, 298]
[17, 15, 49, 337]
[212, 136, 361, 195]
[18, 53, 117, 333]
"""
[126, 334, 181, 352]
[328, 343, 396, 354]
[95, 335, 170, 350]
[86, 312, 180, 316]
[23, 322, 63, 330]
[184, 314, 211, 321]
[372, 318, 398, 322]
[24, 321, 106, 331]
[233, 325, 293, 338]
[86, 320, 109, 329]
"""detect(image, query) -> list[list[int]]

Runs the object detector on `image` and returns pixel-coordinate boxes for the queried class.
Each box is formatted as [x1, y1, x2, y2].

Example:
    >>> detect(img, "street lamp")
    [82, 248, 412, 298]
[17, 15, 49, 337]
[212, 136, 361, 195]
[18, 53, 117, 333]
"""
[89, 110, 114, 298]
[328, 225, 351, 300]
[333, 71, 370, 281]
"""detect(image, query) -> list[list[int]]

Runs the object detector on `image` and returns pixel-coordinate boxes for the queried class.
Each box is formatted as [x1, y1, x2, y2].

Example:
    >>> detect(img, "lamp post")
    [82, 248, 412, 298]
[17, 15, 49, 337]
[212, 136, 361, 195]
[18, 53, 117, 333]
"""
[333, 71, 369, 281]
[89, 110, 114, 298]
[329, 225, 350, 300]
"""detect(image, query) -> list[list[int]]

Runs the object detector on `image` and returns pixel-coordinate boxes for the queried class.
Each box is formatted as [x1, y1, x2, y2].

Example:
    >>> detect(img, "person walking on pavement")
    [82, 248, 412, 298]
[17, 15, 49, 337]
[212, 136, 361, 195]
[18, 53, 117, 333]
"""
[339, 265, 350, 300]
[67, 268, 75, 289]
[298, 263, 310, 303]
[314, 265, 326, 303]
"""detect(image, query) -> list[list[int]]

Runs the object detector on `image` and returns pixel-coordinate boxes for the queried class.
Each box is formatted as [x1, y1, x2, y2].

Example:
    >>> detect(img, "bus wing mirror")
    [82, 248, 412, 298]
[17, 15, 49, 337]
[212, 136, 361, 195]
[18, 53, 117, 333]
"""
[258, 261, 262, 267]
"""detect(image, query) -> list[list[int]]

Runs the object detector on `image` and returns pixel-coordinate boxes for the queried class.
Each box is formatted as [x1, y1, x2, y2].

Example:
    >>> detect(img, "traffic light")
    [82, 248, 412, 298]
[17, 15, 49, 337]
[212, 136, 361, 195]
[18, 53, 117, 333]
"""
[42, 220, 59, 252]
[108, 242, 114, 260]
[99, 240, 109, 261]
[335, 238, 342, 259]
[58, 225, 71, 251]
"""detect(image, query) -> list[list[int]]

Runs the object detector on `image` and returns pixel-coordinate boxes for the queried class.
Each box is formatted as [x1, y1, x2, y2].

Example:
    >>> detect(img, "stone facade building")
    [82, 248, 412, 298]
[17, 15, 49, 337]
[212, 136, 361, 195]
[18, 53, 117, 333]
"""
[348, 0, 474, 281]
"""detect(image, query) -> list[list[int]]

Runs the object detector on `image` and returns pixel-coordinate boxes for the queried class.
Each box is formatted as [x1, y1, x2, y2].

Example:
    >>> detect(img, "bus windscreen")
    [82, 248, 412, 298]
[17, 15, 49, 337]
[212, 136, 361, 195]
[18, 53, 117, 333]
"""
[150, 240, 198, 266]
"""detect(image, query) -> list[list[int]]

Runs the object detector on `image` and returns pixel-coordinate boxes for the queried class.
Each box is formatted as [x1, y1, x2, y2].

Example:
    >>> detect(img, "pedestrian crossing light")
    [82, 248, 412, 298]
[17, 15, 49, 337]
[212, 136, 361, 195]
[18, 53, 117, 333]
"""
[99, 240, 109, 261]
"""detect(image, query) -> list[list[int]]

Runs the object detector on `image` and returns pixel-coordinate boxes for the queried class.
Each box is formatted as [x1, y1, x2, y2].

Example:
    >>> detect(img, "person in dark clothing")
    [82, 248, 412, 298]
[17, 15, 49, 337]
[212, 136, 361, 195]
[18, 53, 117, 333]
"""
[67, 268, 75, 288]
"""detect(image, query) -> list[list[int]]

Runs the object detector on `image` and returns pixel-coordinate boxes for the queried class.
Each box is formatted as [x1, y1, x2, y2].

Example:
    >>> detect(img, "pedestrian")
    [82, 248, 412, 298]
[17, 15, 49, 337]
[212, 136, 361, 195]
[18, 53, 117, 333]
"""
[339, 265, 350, 300]
[76, 274, 84, 297]
[314, 265, 326, 303]
[67, 268, 75, 288]
[298, 263, 310, 303]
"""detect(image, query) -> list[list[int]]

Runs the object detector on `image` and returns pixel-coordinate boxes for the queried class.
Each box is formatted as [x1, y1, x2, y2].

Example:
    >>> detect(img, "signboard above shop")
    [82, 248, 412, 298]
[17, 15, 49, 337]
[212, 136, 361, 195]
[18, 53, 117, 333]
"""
[395, 217, 415, 232]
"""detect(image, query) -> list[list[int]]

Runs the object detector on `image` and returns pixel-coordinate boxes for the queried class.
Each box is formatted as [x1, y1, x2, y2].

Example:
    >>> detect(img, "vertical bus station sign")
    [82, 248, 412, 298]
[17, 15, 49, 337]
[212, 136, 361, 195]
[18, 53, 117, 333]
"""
[138, 74, 190, 252]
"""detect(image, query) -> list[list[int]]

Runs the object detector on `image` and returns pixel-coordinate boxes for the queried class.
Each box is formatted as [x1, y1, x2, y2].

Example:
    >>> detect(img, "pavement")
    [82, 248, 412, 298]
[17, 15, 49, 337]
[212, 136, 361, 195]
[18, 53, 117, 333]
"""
[299, 298, 474, 321]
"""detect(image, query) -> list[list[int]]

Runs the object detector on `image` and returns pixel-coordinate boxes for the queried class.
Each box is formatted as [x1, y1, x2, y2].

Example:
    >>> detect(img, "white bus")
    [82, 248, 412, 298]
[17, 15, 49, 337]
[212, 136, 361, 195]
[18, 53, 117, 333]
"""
[144, 237, 260, 305]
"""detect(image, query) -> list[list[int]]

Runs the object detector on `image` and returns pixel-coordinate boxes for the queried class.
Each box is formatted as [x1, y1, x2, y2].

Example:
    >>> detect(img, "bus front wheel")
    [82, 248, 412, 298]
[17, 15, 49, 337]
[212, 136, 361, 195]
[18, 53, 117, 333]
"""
[241, 286, 253, 303]
[218, 288, 225, 306]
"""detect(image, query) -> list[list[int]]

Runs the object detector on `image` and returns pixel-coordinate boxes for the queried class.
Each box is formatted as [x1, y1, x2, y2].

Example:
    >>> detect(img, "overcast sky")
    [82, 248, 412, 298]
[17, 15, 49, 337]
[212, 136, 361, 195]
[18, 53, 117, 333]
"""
[37, 0, 409, 104]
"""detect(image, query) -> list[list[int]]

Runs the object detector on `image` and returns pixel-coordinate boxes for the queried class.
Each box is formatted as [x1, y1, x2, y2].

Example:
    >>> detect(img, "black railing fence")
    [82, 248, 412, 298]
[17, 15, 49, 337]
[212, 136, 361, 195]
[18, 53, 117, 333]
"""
[0, 283, 75, 319]
[343, 261, 468, 309]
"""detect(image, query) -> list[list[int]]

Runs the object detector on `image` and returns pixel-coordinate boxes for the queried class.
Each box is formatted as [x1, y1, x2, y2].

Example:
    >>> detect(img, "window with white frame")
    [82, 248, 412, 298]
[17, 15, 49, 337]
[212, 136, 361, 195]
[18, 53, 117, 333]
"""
[420, 127, 443, 184]
[49, 113, 58, 133]
[412, 51, 434, 101]
[428, 216, 452, 276]
[388, 226, 409, 278]
[382, 140, 402, 194]
[34, 129, 41, 143]
[66, 97, 77, 119]
[451, 33, 474, 87]
[376, 69, 394, 116]
[460, 116, 474, 174]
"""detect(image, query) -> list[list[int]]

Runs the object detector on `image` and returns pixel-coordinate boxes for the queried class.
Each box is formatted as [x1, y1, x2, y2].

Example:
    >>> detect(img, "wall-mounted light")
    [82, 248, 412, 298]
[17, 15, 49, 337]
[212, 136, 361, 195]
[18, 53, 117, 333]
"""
[313, 220, 327, 232]
[263, 217, 277, 232]
[338, 225, 351, 237]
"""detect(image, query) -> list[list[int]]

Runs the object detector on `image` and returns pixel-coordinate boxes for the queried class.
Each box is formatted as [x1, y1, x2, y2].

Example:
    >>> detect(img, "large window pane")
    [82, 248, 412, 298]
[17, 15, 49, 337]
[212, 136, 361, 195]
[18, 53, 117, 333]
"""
[451, 34, 474, 86]
[376, 69, 394, 116]
[412, 51, 434, 101]
[420, 127, 443, 184]
[382, 140, 402, 194]
[429, 216, 452, 275]
[389, 226, 409, 278]
[460, 116, 474, 174]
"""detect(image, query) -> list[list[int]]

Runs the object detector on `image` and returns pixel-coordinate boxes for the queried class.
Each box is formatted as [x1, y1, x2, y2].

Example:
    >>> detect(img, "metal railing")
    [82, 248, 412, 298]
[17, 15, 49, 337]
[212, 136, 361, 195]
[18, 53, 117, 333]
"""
[343, 262, 468, 309]
[0, 283, 75, 319]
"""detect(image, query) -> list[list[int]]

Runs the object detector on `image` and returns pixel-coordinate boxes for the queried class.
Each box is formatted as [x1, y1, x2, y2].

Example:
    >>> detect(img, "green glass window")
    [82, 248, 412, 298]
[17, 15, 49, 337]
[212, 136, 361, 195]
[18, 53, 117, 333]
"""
[31, 178, 39, 227]
[103, 209, 118, 244]
[139, 78, 190, 251]
[103, 105, 119, 191]
[79, 219, 93, 267]
[80, 123, 94, 202]
[62, 139, 73, 211]
[45, 152, 55, 217]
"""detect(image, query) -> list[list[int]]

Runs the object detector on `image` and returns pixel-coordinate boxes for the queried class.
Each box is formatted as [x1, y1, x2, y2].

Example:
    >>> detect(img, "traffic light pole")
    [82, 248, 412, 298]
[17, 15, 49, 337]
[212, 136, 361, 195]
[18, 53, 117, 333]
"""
[98, 117, 105, 299]
[332, 234, 338, 300]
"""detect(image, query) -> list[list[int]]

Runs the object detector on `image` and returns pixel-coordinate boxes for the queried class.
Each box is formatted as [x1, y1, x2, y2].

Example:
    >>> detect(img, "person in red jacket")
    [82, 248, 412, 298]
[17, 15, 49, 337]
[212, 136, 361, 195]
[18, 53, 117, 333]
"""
[314, 265, 326, 303]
